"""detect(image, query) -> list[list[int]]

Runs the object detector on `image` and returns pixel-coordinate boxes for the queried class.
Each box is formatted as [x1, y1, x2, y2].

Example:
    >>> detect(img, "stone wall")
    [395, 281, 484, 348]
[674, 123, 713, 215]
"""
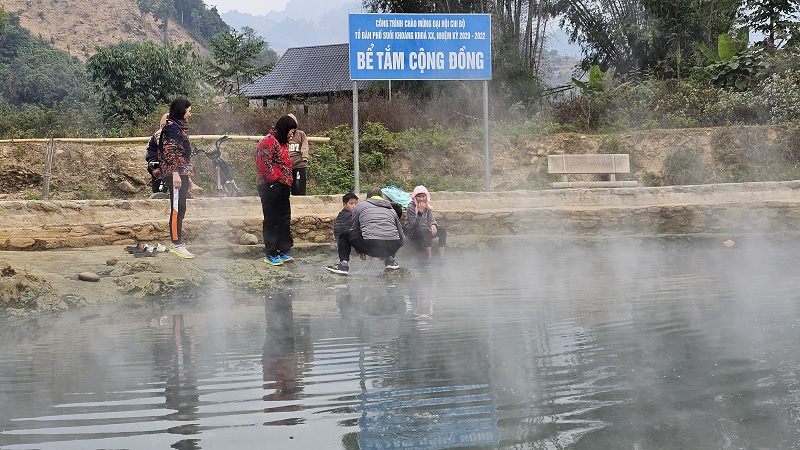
[2, 181, 800, 250]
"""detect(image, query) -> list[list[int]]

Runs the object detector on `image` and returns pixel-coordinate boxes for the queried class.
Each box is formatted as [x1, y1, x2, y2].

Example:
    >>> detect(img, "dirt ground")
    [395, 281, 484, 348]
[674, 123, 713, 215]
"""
[0, 244, 355, 316]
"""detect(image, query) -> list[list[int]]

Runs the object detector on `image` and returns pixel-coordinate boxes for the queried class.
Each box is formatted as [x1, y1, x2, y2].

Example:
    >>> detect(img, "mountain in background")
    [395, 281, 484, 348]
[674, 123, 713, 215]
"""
[0, 0, 580, 85]
[0, 0, 207, 61]
[220, 0, 361, 54]
[221, 2, 581, 85]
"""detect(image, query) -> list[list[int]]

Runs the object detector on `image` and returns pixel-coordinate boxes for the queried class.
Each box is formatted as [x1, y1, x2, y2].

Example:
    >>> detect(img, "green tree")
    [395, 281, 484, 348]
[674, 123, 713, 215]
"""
[137, 0, 228, 44]
[173, 0, 229, 42]
[740, 0, 800, 48]
[364, 0, 547, 105]
[155, 0, 176, 44]
[552, 0, 739, 77]
[86, 41, 198, 125]
[694, 28, 767, 91]
[204, 27, 273, 96]
[0, 12, 91, 108]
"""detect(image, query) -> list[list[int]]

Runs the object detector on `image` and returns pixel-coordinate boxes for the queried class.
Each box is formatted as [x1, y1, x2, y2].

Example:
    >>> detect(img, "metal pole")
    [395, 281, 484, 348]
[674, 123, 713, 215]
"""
[353, 80, 361, 195]
[42, 138, 54, 200]
[483, 80, 490, 192]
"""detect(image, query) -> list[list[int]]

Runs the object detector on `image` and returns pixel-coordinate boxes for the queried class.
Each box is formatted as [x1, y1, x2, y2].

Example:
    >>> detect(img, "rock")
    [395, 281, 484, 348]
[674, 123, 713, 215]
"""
[238, 233, 259, 245]
[117, 181, 138, 194]
[8, 238, 36, 250]
[77, 272, 100, 282]
[106, 259, 118, 266]
[1, 264, 16, 276]
[29, 202, 59, 213]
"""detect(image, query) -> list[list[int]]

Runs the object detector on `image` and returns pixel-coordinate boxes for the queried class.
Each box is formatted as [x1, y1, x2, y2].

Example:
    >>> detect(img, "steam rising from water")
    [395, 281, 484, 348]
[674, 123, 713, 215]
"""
[3, 237, 800, 448]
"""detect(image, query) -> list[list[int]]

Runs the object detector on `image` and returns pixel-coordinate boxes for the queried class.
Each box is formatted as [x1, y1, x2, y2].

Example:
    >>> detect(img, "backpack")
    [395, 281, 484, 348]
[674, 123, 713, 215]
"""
[381, 185, 412, 208]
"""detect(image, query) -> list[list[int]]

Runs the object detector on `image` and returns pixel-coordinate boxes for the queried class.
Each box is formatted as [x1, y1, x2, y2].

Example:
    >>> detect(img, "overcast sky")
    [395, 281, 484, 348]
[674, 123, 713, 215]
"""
[203, 0, 580, 57]
[204, 0, 356, 16]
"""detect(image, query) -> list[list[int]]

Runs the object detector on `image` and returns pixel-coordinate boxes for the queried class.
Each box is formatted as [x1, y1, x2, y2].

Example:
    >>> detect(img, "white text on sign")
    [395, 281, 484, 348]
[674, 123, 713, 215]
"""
[356, 51, 485, 73]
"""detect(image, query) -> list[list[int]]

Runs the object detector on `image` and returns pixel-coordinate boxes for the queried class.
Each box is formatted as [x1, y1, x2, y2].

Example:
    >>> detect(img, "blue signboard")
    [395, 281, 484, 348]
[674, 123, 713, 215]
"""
[349, 13, 492, 80]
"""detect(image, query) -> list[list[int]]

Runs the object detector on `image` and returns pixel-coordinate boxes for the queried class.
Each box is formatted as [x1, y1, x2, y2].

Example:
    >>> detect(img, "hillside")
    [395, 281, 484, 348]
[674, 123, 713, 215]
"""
[0, 126, 780, 201]
[0, 0, 206, 61]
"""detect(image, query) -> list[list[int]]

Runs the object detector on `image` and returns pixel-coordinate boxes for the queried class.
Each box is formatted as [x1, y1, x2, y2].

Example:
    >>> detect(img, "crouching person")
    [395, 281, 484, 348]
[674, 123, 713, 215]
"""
[404, 185, 446, 258]
[326, 187, 404, 275]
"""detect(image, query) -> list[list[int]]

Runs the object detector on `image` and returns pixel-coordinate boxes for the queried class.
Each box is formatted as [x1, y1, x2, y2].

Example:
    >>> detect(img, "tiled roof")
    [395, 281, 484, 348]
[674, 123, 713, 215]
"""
[240, 43, 370, 99]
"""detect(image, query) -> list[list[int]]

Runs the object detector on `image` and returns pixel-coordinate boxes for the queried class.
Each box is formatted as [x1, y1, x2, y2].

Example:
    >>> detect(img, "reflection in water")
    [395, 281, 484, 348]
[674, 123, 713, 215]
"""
[409, 282, 434, 323]
[334, 279, 499, 449]
[165, 314, 200, 449]
[262, 292, 303, 423]
[6, 240, 800, 448]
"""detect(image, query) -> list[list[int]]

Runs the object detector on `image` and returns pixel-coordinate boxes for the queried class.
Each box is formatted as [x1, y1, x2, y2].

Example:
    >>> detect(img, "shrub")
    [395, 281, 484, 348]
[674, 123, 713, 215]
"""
[77, 183, 104, 200]
[758, 71, 800, 124]
[408, 173, 482, 192]
[651, 79, 720, 127]
[780, 125, 800, 167]
[309, 143, 354, 194]
[552, 95, 608, 131]
[662, 147, 707, 185]
[706, 90, 764, 125]
[360, 122, 398, 155]
[642, 171, 663, 187]
[611, 79, 659, 129]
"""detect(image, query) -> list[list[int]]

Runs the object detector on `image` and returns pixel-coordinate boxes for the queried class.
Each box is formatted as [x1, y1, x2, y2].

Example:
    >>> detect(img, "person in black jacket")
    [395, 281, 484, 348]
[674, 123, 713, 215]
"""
[145, 113, 168, 194]
[158, 97, 196, 259]
[326, 187, 404, 275]
[333, 192, 358, 243]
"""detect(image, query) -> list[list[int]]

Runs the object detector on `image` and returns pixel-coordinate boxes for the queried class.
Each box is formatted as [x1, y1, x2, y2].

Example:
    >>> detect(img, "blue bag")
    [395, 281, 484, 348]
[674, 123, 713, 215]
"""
[381, 185, 412, 207]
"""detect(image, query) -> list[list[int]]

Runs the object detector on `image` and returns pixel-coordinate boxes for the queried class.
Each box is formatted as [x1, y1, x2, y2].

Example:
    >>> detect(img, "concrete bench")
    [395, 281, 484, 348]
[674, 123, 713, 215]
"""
[547, 154, 639, 188]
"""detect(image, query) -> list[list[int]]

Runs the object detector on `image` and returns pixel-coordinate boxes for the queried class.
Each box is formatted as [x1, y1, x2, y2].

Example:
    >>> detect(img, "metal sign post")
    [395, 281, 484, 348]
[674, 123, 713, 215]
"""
[353, 80, 360, 195]
[349, 13, 493, 191]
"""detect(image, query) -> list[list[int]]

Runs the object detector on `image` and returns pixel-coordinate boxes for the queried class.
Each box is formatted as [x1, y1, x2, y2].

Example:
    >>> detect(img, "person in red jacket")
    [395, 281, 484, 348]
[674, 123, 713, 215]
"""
[256, 115, 297, 266]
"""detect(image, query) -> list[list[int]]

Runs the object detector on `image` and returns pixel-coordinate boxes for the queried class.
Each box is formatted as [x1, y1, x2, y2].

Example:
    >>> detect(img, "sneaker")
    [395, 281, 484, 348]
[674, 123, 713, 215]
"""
[169, 243, 195, 259]
[279, 252, 294, 263]
[156, 243, 167, 253]
[264, 255, 284, 266]
[384, 257, 400, 270]
[325, 262, 349, 275]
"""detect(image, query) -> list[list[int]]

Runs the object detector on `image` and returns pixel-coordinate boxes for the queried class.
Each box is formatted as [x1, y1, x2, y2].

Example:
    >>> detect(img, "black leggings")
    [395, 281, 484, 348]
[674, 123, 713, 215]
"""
[166, 175, 189, 244]
[291, 167, 307, 195]
[407, 225, 447, 250]
[258, 181, 293, 257]
[337, 231, 402, 262]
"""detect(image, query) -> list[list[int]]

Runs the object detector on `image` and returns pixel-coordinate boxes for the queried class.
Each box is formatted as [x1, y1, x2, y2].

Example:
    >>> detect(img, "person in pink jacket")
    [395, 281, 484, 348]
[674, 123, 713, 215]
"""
[403, 185, 446, 258]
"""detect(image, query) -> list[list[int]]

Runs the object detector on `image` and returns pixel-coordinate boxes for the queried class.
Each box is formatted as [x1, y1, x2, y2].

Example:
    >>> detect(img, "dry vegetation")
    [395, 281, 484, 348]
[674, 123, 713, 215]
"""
[0, 0, 206, 61]
[1, 126, 789, 201]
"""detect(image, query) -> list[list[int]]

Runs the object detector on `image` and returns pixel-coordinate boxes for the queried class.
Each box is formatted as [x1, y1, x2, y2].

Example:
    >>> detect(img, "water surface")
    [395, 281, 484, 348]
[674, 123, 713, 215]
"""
[2, 238, 800, 449]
